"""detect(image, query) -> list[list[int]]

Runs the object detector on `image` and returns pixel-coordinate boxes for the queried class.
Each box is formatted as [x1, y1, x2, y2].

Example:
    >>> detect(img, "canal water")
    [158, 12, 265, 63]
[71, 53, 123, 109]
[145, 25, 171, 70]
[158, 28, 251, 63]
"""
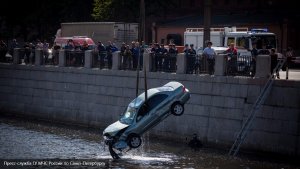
[0, 116, 299, 169]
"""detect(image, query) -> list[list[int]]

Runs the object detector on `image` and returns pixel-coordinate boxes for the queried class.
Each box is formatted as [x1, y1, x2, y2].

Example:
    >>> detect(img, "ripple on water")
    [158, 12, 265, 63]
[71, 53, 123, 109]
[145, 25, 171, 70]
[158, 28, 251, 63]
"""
[1, 118, 298, 169]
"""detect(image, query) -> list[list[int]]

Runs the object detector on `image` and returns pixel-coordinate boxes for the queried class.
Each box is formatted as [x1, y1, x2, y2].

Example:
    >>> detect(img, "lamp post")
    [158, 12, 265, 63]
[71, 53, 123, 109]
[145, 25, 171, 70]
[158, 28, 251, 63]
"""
[203, 0, 212, 48]
[136, 0, 147, 101]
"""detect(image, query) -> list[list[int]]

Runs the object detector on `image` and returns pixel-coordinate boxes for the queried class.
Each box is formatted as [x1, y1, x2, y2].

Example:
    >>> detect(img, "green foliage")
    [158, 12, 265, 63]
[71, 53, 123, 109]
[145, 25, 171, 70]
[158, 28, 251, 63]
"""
[91, 0, 180, 22]
[92, 0, 113, 21]
[91, 0, 140, 21]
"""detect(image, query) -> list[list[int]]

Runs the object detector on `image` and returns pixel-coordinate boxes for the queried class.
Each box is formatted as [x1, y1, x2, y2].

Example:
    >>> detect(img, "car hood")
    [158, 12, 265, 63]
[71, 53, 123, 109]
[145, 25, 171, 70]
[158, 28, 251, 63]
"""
[103, 121, 129, 135]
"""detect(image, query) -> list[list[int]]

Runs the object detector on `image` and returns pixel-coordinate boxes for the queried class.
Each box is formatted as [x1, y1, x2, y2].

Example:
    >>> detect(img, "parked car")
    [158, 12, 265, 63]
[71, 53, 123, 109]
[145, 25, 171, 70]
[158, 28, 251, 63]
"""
[103, 81, 190, 158]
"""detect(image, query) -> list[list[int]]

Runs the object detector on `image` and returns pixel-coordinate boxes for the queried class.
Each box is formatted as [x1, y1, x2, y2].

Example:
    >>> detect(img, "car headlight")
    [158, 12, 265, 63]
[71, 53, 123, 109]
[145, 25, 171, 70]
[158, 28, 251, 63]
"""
[103, 134, 112, 140]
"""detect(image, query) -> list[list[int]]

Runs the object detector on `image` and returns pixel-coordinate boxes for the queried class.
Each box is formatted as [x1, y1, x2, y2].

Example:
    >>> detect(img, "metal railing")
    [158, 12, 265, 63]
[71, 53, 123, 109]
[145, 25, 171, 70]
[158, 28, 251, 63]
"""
[50, 50, 59, 65]
[150, 53, 177, 73]
[3, 48, 283, 79]
[65, 50, 85, 67]
[92, 50, 111, 69]
[186, 54, 209, 74]
[119, 53, 133, 70]
[18, 48, 35, 65]
[225, 54, 254, 76]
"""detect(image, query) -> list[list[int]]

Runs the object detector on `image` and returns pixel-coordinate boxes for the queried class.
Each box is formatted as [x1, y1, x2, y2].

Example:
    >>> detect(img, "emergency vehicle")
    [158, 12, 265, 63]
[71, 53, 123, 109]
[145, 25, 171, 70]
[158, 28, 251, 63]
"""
[184, 27, 278, 56]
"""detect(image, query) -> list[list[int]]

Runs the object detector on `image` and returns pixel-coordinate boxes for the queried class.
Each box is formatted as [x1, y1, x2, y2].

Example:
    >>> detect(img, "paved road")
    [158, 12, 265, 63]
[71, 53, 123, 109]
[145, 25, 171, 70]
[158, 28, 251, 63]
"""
[279, 69, 300, 80]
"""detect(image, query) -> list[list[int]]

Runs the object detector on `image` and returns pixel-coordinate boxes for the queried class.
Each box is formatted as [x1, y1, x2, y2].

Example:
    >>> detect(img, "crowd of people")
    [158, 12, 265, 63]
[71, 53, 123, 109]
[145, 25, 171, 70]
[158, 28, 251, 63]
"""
[1, 37, 295, 78]
[149, 43, 178, 72]
[0, 39, 19, 63]
[96, 41, 140, 70]
[0, 38, 52, 65]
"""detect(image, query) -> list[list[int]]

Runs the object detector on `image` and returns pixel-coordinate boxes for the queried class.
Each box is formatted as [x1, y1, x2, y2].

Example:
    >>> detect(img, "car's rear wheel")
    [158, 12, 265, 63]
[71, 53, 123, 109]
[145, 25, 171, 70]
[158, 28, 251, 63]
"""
[127, 134, 142, 148]
[171, 102, 184, 116]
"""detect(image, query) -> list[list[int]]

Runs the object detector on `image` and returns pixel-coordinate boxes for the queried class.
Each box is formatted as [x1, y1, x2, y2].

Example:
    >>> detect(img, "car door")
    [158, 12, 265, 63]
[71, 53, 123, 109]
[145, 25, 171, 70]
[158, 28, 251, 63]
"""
[135, 94, 168, 134]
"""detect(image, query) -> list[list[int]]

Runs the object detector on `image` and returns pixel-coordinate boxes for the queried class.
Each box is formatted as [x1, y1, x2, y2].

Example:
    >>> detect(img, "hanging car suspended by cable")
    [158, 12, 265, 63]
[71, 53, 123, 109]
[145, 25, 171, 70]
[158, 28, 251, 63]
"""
[103, 81, 190, 159]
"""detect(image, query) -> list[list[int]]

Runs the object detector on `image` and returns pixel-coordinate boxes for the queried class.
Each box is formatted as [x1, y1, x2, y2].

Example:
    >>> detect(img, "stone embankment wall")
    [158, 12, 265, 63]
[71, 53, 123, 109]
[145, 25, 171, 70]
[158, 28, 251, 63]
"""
[0, 64, 299, 156]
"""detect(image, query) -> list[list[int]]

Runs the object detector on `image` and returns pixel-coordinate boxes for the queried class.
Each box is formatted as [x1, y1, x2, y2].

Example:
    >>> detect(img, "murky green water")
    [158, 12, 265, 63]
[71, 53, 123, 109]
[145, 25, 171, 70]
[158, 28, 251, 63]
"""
[0, 116, 299, 169]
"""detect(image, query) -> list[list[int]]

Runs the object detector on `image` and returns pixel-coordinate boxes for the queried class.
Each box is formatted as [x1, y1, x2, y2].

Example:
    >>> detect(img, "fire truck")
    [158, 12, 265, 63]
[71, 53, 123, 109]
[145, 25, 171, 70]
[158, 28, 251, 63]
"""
[184, 26, 278, 56]
[184, 27, 281, 74]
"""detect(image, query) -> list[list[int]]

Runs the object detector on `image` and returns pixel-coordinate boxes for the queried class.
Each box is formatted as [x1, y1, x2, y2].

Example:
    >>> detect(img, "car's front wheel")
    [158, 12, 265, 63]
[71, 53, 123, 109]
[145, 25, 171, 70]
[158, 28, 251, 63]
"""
[171, 102, 184, 116]
[127, 134, 142, 148]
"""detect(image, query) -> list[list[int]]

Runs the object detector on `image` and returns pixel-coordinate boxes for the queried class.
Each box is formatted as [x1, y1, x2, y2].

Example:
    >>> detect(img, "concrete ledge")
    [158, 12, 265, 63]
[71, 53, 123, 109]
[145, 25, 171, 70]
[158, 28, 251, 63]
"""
[0, 63, 299, 156]
[255, 55, 270, 78]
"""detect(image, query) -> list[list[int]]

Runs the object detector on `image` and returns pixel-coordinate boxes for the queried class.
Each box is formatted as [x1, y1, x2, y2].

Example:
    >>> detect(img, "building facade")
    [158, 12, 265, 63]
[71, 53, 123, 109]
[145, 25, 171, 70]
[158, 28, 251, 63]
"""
[146, 0, 299, 54]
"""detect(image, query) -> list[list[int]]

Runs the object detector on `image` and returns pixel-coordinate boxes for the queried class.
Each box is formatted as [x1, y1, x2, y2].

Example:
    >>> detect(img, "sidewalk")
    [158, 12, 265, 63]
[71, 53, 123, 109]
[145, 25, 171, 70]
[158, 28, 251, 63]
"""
[279, 69, 300, 80]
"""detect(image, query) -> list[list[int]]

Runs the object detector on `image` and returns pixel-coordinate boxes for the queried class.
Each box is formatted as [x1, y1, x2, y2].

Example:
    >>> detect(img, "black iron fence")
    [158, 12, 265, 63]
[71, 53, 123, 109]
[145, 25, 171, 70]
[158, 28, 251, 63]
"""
[91, 51, 112, 69]
[186, 54, 209, 74]
[119, 53, 133, 70]
[150, 53, 177, 73]
[18, 48, 35, 64]
[65, 50, 85, 67]
[2, 49, 276, 78]
[51, 50, 59, 65]
[225, 54, 254, 76]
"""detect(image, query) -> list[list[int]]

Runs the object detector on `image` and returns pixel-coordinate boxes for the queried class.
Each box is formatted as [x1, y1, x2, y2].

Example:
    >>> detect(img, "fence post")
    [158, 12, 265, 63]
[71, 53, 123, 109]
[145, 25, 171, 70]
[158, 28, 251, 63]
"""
[35, 49, 43, 66]
[84, 50, 93, 68]
[255, 55, 271, 78]
[176, 53, 186, 74]
[58, 50, 66, 67]
[112, 51, 121, 70]
[215, 54, 226, 76]
[143, 52, 151, 72]
[13, 48, 21, 64]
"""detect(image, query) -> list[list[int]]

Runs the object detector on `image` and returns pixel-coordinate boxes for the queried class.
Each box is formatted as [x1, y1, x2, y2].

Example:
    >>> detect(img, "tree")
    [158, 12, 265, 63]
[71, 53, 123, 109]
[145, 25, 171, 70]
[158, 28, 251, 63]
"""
[91, 0, 180, 22]
[92, 0, 139, 22]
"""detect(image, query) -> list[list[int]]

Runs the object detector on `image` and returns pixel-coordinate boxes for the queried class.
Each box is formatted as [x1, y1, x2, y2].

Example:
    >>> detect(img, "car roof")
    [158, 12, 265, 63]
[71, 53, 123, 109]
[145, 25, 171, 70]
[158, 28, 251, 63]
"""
[130, 81, 183, 107]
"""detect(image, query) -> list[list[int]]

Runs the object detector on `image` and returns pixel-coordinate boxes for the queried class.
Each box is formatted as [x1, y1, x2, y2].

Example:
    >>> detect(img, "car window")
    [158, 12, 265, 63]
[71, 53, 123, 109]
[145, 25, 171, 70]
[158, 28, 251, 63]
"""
[136, 94, 168, 122]
[136, 104, 149, 121]
[147, 94, 168, 109]
[119, 106, 137, 125]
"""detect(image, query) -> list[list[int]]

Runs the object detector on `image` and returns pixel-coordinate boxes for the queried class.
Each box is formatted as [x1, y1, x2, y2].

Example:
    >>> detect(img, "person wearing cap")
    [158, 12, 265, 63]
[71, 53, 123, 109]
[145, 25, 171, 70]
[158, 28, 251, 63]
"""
[203, 41, 216, 75]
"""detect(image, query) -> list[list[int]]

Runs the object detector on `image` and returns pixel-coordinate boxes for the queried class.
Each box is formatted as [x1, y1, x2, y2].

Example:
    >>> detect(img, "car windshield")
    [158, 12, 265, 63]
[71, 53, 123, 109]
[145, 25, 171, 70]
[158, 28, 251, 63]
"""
[251, 35, 276, 49]
[129, 96, 144, 107]
[119, 106, 137, 125]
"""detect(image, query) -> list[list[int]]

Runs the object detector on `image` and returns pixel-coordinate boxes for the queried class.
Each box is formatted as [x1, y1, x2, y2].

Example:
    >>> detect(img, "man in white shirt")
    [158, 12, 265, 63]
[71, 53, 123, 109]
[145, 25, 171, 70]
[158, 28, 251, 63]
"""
[202, 41, 216, 75]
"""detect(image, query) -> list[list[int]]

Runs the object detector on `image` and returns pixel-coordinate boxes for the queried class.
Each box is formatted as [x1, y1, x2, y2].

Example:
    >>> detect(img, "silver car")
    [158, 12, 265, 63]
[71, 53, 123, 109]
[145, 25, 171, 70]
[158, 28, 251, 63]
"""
[103, 81, 190, 158]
